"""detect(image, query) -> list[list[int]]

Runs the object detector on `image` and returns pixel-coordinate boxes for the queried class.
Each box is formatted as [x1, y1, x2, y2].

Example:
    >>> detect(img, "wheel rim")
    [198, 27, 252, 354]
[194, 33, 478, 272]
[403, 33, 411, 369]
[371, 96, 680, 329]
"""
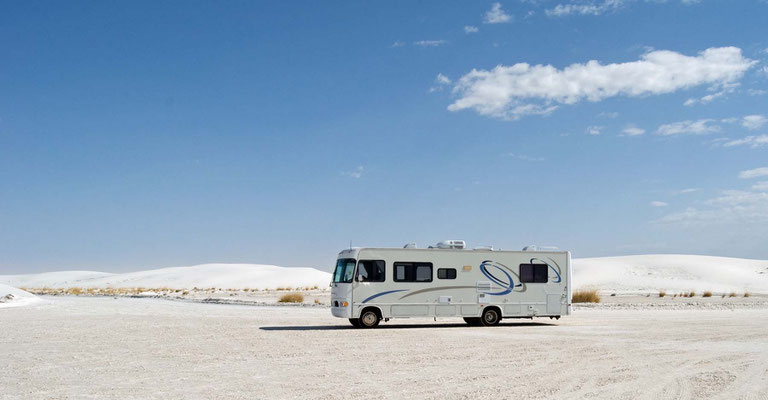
[484, 310, 498, 324]
[362, 312, 377, 326]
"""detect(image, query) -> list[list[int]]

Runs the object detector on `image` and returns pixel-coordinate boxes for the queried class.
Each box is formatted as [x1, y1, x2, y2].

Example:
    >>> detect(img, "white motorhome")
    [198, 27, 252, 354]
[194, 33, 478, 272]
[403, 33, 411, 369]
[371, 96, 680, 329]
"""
[331, 240, 572, 328]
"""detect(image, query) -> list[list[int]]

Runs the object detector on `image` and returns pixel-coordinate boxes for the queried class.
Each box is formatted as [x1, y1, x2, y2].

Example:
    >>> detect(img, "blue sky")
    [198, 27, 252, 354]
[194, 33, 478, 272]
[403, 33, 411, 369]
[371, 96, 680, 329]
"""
[1, 1, 767, 273]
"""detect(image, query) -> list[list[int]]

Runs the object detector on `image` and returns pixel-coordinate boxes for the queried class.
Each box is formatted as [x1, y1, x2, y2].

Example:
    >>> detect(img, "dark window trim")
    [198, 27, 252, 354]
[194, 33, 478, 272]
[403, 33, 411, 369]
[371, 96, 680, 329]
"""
[393, 262, 433, 283]
[355, 260, 386, 283]
[437, 268, 457, 280]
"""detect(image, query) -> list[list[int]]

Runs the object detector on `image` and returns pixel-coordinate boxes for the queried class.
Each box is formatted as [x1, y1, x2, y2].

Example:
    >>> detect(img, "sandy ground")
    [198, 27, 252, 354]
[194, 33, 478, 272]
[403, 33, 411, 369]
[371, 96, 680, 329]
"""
[2, 297, 768, 400]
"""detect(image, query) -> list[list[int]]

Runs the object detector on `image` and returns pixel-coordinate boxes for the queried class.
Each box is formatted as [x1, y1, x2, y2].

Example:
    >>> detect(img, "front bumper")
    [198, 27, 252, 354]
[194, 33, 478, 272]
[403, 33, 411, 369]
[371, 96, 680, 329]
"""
[331, 299, 352, 318]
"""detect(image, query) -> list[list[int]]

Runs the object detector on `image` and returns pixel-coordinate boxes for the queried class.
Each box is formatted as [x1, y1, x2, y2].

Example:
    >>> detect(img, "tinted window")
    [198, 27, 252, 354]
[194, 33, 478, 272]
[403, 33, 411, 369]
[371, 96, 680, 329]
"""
[520, 263, 548, 283]
[393, 262, 433, 282]
[437, 268, 457, 279]
[357, 260, 385, 282]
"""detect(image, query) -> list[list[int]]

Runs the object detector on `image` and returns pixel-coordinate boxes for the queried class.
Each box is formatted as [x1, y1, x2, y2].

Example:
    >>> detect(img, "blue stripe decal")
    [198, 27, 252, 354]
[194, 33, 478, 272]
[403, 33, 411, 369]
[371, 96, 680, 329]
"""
[479, 262, 514, 295]
[361, 289, 408, 303]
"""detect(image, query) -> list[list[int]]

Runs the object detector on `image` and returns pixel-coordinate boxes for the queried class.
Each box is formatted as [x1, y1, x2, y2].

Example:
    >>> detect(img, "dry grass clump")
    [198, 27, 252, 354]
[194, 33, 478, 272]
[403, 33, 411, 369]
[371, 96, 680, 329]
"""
[688, 291, 696, 298]
[729, 292, 737, 297]
[744, 292, 751, 298]
[659, 290, 666, 298]
[702, 291, 713, 298]
[67, 287, 84, 295]
[278, 292, 304, 303]
[572, 289, 600, 303]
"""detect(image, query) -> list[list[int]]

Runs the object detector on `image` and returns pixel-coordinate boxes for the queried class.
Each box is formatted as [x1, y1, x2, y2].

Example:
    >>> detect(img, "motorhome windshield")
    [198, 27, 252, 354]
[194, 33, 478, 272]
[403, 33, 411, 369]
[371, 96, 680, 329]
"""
[333, 258, 356, 283]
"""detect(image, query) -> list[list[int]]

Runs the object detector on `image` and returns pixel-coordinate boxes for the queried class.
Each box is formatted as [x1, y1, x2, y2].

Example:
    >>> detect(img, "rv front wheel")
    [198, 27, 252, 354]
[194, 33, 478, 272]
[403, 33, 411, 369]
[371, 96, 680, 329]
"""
[359, 309, 380, 328]
[481, 308, 501, 326]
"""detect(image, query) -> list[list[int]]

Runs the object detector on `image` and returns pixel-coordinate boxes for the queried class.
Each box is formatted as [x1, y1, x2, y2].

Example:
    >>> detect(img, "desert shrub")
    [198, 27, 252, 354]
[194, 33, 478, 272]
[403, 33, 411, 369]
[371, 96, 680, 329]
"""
[572, 289, 600, 303]
[182, 290, 189, 295]
[659, 290, 666, 298]
[67, 287, 84, 296]
[703, 291, 713, 298]
[744, 292, 751, 298]
[688, 291, 696, 298]
[278, 292, 304, 303]
[729, 292, 736, 297]
[314, 299, 320, 304]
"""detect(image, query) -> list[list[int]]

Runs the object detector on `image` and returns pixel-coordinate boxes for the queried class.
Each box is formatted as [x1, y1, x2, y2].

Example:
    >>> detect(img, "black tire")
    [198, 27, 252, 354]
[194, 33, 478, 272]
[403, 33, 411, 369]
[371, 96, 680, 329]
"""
[359, 309, 380, 328]
[481, 308, 501, 326]
[348, 318, 361, 328]
[463, 317, 481, 326]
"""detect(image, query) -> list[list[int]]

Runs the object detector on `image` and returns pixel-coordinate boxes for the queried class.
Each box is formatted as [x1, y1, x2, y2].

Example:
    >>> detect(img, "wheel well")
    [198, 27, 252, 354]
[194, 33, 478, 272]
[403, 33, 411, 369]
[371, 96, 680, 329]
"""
[484, 305, 502, 318]
[360, 306, 382, 319]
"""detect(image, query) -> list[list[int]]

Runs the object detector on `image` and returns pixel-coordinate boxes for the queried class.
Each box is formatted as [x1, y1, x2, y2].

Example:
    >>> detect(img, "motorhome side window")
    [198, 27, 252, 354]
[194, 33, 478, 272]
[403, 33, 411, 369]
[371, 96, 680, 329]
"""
[356, 260, 385, 282]
[437, 268, 456, 279]
[519, 263, 548, 283]
[393, 262, 433, 282]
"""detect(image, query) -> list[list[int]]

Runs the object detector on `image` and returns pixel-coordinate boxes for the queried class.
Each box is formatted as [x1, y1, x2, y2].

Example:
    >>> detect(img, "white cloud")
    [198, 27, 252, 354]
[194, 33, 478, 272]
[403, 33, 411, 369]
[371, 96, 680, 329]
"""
[753, 181, 768, 191]
[464, 25, 479, 34]
[506, 153, 546, 161]
[414, 40, 447, 47]
[723, 135, 768, 148]
[597, 111, 619, 118]
[390, 41, 406, 48]
[656, 119, 720, 136]
[651, 201, 668, 207]
[429, 73, 453, 93]
[742, 114, 767, 130]
[342, 166, 364, 179]
[447, 47, 755, 120]
[681, 0, 701, 4]
[546, 0, 626, 16]
[587, 126, 602, 135]
[435, 73, 451, 85]
[675, 188, 700, 195]
[484, 3, 513, 23]
[739, 167, 768, 179]
[683, 91, 725, 106]
[657, 190, 768, 225]
[621, 124, 645, 136]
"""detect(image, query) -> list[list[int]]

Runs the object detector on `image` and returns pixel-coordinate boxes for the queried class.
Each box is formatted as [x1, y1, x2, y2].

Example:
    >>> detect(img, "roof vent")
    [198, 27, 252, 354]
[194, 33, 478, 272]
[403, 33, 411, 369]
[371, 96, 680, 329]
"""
[431, 240, 466, 249]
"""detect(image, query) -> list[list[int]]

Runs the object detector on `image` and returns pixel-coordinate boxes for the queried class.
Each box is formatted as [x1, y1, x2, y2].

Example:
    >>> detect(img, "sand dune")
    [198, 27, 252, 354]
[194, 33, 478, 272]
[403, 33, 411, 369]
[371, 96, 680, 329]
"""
[3, 254, 767, 294]
[0, 264, 331, 291]
[0, 284, 42, 308]
[573, 254, 768, 294]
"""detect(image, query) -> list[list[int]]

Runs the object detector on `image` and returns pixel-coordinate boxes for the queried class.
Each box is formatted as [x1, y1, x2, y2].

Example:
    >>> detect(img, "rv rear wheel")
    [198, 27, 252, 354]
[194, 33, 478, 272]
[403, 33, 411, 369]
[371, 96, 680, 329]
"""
[481, 308, 501, 326]
[359, 310, 380, 328]
[348, 318, 361, 328]
[463, 317, 481, 326]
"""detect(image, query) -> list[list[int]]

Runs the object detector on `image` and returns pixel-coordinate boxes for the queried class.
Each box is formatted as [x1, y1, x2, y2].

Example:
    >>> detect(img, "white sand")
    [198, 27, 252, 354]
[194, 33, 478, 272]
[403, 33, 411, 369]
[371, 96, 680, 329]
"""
[573, 254, 768, 294]
[0, 263, 332, 291]
[3, 255, 766, 296]
[0, 284, 42, 308]
[1, 296, 767, 399]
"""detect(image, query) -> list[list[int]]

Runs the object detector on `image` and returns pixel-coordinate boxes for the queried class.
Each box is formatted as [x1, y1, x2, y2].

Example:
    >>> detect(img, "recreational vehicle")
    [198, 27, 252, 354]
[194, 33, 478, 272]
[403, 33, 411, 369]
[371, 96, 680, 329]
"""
[331, 240, 572, 328]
